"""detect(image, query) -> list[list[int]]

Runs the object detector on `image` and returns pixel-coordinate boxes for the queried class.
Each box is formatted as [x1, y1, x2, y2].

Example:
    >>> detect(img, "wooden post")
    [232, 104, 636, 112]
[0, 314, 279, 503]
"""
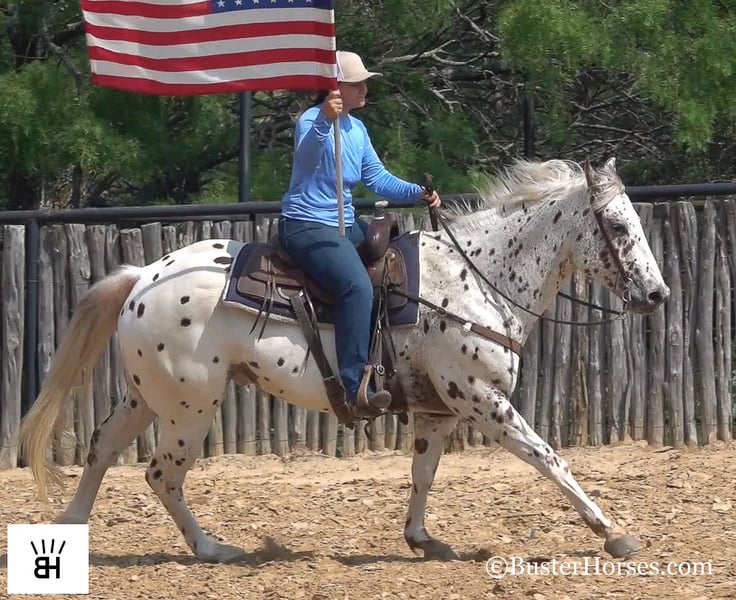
[677, 202, 699, 446]
[663, 204, 684, 447]
[87, 225, 112, 431]
[0, 226, 25, 468]
[714, 205, 732, 442]
[538, 297, 557, 444]
[519, 322, 539, 431]
[570, 273, 589, 446]
[552, 280, 572, 447]
[50, 225, 76, 466]
[695, 203, 718, 444]
[645, 208, 665, 446]
[587, 283, 604, 446]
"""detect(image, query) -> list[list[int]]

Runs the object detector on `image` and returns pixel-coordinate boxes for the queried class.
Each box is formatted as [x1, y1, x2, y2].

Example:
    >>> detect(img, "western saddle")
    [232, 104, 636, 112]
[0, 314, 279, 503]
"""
[234, 204, 412, 425]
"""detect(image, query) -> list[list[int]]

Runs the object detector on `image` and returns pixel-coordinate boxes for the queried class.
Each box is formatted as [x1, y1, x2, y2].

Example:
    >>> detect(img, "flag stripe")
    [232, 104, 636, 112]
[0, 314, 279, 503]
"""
[86, 32, 332, 58]
[82, 6, 334, 32]
[90, 57, 334, 83]
[92, 73, 335, 95]
[82, 0, 210, 19]
[88, 46, 334, 72]
[84, 20, 334, 46]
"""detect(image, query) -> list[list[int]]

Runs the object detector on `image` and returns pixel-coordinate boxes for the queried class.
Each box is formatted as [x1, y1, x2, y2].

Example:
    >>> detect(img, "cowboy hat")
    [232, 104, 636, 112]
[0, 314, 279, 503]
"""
[336, 51, 383, 83]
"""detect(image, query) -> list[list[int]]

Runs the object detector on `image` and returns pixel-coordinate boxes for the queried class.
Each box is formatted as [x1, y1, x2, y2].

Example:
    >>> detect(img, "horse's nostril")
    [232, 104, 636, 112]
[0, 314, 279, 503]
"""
[648, 291, 664, 304]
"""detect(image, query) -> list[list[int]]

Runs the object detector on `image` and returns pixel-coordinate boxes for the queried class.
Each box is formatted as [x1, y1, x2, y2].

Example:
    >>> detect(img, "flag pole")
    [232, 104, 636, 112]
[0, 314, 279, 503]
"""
[238, 91, 252, 203]
[334, 114, 344, 235]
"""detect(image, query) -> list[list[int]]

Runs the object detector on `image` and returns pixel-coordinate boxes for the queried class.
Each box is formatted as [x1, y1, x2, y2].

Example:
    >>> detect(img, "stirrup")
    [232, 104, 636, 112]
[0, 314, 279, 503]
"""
[356, 365, 392, 411]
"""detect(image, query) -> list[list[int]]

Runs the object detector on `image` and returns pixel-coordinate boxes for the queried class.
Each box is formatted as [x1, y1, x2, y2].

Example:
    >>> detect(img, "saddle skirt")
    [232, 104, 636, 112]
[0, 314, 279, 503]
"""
[223, 221, 421, 329]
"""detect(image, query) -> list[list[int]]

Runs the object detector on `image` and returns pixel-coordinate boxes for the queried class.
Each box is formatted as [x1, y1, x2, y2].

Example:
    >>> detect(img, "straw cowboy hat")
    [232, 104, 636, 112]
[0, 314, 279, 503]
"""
[336, 51, 383, 83]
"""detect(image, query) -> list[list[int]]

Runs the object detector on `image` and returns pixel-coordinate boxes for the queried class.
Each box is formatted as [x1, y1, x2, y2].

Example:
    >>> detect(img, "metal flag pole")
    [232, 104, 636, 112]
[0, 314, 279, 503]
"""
[333, 47, 345, 236]
[238, 91, 252, 203]
[334, 114, 344, 235]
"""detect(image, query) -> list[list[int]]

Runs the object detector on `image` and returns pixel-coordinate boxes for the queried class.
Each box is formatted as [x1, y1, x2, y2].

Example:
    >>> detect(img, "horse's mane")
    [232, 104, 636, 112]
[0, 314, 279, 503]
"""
[446, 159, 623, 217]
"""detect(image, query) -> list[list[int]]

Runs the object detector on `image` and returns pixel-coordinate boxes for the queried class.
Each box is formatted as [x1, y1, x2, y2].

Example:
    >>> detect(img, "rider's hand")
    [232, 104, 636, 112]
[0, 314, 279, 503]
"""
[421, 189, 441, 209]
[321, 90, 343, 120]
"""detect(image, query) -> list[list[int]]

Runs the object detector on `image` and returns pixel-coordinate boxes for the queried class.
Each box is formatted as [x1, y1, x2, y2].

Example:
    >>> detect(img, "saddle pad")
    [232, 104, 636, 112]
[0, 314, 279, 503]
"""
[223, 231, 421, 327]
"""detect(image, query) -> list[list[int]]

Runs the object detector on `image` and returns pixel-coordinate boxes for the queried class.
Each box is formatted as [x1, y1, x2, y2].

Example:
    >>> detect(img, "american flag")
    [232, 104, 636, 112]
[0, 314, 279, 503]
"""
[81, 0, 337, 95]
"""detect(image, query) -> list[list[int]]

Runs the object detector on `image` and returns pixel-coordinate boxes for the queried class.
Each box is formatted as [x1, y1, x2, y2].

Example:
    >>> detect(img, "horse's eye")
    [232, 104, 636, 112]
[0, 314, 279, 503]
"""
[611, 223, 628, 236]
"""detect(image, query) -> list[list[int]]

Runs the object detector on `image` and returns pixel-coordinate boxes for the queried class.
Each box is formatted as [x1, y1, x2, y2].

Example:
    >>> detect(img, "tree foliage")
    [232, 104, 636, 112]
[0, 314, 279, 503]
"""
[1, 0, 736, 210]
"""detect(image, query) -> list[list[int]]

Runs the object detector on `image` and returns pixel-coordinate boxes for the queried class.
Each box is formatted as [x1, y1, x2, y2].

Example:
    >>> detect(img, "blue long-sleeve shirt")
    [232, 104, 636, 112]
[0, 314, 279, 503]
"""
[281, 106, 423, 227]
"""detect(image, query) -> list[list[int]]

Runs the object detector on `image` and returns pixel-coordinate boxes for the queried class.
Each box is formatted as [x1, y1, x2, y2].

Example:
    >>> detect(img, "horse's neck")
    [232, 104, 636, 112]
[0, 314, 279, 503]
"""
[450, 196, 582, 339]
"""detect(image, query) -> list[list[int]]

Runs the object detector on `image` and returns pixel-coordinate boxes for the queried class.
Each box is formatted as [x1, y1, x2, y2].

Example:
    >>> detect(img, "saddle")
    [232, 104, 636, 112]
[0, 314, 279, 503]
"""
[228, 210, 419, 426]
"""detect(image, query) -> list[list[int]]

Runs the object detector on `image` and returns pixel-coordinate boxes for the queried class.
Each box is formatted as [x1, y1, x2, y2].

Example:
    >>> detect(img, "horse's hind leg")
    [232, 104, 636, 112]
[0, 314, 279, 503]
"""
[56, 384, 155, 524]
[145, 417, 244, 563]
[403, 413, 459, 560]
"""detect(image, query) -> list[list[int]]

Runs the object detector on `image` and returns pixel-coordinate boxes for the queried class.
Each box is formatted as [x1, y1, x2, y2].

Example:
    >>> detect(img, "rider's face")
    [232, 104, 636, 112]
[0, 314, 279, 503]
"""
[338, 80, 368, 112]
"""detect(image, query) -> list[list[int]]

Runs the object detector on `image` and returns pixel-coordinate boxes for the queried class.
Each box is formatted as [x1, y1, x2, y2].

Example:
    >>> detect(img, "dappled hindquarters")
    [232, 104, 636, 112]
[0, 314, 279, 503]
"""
[0, 442, 734, 600]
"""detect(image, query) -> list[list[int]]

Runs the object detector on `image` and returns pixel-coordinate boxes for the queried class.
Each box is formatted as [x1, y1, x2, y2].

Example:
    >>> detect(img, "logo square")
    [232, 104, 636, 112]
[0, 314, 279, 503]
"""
[7, 524, 89, 595]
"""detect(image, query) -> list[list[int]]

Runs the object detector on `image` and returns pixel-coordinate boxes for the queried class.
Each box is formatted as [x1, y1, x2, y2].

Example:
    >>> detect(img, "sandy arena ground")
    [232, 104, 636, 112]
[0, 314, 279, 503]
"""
[0, 441, 734, 600]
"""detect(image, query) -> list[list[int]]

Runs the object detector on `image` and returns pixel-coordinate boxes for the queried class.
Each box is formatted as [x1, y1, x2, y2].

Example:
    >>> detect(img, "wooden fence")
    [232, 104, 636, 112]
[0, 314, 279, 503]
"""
[0, 201, 733, 469]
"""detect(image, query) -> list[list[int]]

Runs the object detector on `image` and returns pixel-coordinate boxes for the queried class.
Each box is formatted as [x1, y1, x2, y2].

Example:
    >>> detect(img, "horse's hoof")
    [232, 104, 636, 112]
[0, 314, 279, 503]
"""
[604, 534, 642, 558]
[197, 542, 247, 564]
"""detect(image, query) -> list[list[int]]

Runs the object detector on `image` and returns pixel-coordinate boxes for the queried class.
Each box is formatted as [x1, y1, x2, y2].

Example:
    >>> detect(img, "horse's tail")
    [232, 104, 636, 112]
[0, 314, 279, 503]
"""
[18, 266, 141, 500]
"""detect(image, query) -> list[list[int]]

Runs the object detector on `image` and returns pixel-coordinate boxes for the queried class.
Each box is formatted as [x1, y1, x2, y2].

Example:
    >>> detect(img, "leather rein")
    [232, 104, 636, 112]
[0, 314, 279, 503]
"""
[405, 175, 632, 347]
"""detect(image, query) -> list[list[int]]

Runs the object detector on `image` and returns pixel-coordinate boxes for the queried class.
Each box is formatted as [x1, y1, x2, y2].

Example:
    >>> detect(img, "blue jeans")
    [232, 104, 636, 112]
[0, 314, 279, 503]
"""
[278, 216, 372, 403]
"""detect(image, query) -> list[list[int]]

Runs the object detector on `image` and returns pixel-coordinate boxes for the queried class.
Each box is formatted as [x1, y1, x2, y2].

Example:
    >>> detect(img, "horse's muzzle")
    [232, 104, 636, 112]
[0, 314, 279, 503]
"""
[626, 283, 670, 314]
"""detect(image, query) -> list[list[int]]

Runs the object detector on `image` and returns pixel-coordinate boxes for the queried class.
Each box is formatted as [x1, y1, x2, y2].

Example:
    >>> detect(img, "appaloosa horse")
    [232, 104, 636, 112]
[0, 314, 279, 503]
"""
[19, 158, 668, 562]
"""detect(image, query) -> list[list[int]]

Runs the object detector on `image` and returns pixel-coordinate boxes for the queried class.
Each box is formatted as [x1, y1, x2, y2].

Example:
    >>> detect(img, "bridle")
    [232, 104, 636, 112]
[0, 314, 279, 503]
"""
[422, 175, 632, 327]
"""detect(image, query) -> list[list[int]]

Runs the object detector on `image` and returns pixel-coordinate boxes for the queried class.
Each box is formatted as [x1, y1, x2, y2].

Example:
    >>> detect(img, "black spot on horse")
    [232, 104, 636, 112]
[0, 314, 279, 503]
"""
[414, 438, 429, 454]
[447, 381, 465, 399]
[137, 303, 145, 318]
[166, 260, 175, 267]
[277, 357, 285, 367]
[423, 320, 429, 334]
[130, 398, 138, 408]
[152, 469, 162, 480]
[180, 296, 190, 304]
[214, 256, 233, 265]
[439, 321, 446, 333]
[137, 349, 142, 357]
[460, 268, 467, 281]
[153, 273, 160, 281]
[157, 343, 165, 351]
[249, 361, 259, 369]
[132, 374, 141, 385]
[213, 243, 225, 249]
[177, 439, 185, 447]
[213, 356, 219, 363]
[129, 300, 135, 311]
[461, 344, 468, 354]
[441, 298, 449, 308]
[181, 318, 191, 327]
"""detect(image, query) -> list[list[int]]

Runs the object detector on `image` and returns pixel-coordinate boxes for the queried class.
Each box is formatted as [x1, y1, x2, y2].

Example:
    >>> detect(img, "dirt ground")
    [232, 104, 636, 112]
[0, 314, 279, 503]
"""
[0, 441, 734, 600]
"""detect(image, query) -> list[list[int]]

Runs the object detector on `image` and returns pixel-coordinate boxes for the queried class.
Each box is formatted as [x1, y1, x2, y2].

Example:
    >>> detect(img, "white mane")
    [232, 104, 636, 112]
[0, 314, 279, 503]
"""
[446, 159, 623, 217]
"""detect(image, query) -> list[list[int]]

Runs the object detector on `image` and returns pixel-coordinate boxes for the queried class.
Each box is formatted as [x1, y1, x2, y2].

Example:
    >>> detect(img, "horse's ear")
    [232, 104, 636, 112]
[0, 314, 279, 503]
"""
[604, 157, 616, 173]
[583, 159, 596, 189]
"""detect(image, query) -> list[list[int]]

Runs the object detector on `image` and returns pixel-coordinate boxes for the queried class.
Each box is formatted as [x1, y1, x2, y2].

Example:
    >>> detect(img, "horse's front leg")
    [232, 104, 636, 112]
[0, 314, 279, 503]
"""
[403, 412, 459, 560]
[458, 387, 642, 559]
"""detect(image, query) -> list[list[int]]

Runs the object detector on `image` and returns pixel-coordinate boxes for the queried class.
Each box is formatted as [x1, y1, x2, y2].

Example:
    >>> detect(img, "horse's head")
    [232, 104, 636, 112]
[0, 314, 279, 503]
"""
[573, 158, 669, 314]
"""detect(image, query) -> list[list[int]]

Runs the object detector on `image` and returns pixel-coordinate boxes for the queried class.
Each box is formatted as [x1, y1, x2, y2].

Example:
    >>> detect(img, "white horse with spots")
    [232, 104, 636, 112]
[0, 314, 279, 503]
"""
[19, 158, 668, 562]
